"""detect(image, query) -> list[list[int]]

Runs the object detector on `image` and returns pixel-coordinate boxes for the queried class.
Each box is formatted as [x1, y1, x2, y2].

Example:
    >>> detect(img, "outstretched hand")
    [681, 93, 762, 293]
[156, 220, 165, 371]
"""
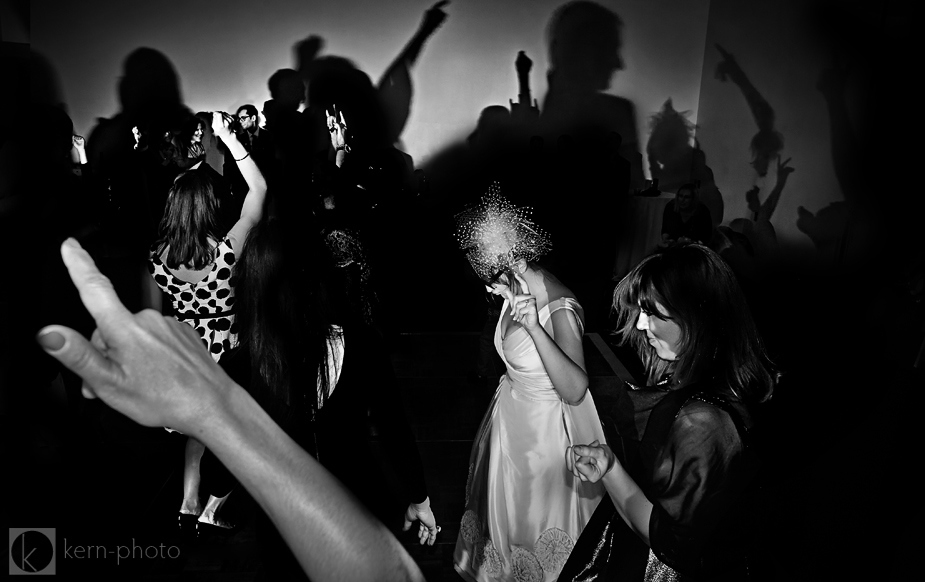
[776, 156, 795, 180]
[420, 1, 449, 36]
[326, 105, 349, 152]
[714, 43, 743, 82]
[515, 50, 532, 76]
[566, 440, 615, 483]
[402, 498, 441, 546]
[36, 238, 231, 434]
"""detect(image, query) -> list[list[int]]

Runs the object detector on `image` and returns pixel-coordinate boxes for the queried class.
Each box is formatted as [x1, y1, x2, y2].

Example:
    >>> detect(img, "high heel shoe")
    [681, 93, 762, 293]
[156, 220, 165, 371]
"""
[178, 513, 199, 539]
[196, 516, 236, 539]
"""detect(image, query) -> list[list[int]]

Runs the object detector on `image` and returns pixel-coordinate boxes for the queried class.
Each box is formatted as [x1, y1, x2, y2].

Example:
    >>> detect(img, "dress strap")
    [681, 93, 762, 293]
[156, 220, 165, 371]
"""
[543, 297, 585, 336]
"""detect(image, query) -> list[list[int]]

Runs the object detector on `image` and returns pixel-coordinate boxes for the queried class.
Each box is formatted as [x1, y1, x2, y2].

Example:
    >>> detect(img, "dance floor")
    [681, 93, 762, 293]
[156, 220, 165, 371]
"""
[10, 328, 918, 581]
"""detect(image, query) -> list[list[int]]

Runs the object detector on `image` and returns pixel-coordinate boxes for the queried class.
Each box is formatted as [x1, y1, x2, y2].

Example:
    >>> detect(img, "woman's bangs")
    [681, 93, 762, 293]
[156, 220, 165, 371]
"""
[633, 270, 667, 317]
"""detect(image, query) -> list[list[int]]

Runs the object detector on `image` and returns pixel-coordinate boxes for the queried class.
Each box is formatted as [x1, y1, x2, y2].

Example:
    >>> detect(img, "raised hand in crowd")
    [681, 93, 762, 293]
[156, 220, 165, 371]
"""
[714, 43, 746, 85]
[420, 0, 450, 37]
[326, 105, 350, 166]
[72, 134, 88, 164]
[211, 111, 236, 142]
[510, 50, 539, 124]
[755, 156, 794, 224]
[36, 238, 425, 582]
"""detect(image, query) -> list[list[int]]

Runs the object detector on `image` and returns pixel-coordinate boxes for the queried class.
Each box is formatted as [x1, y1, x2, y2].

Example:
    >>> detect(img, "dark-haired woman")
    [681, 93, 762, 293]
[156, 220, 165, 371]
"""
[560, 243, 775, 581]
[173, 115, 207, 171]
[147, 111, 267, 533]
[202, 217, 438, 577]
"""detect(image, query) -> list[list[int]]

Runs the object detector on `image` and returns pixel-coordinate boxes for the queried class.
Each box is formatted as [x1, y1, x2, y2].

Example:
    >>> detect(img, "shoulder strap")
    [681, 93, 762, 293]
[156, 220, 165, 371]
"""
[545, 297, 585, 336]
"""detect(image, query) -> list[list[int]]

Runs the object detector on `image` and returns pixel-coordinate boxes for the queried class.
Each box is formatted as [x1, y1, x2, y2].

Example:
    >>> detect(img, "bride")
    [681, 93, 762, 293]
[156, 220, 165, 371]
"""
[454, 186, 606, 582]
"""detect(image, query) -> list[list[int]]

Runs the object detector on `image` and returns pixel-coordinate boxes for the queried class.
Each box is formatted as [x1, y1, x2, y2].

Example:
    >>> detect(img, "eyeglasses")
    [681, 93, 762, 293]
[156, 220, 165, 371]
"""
[238, 115, 253, 120]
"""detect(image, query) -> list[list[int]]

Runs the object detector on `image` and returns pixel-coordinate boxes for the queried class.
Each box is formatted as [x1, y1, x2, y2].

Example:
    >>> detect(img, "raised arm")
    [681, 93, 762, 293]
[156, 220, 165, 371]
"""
[214, 112, 268, 252]
[511, 273, 588, 404]
[715, 44, 775, 133]
[756, 156, 794, 224]
[377, 1, 450, 144]
[36, 239, 424, 582]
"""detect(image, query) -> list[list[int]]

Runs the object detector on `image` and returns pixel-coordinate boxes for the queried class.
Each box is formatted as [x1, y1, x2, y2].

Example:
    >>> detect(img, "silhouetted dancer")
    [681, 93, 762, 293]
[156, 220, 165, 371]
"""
[646, 99, 724, 229]
[715, 44, 783, 179]
[536, 1, 643, 331]
[86, 47, 191, 314]
[378, 0, 450, 148]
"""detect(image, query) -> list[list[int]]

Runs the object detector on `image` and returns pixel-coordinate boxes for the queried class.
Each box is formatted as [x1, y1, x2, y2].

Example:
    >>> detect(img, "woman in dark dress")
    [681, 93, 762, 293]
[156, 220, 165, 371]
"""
[560, 243, 776, 581]
[200, 216, 439, 578]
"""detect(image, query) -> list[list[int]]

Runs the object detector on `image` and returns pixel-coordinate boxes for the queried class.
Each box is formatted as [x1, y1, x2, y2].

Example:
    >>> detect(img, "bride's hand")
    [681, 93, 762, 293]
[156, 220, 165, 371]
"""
[511, 272, 539, 331]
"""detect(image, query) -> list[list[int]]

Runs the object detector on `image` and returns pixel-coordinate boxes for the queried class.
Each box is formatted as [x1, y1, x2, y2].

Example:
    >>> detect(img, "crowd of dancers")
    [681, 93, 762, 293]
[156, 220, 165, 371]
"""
[7, 1, 924, 581]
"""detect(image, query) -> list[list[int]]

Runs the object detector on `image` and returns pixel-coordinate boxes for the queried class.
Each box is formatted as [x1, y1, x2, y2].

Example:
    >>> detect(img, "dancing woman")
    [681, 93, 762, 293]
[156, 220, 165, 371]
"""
[147, 111, 267, 533]
[202, 216, 438, 578]
[454, 186, 606, 582]
[560, 243, 776, 581]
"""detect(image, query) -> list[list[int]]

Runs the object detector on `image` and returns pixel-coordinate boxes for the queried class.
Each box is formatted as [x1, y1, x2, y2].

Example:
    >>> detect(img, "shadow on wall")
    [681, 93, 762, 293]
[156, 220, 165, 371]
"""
[420, 0, 644, 332]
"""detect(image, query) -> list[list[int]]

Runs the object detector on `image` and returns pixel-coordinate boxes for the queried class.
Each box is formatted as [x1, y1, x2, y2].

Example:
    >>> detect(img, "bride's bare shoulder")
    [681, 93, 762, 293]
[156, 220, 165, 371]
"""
[538, 269, 575, 304]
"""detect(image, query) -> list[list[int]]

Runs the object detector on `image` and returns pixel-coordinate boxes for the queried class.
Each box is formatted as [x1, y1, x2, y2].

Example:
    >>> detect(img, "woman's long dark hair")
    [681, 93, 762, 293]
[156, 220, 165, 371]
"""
[613, 243, 775, 403]
[153, 170, 223, 270]
[232, 216, 337, 426]
[179, 116, 203, 150]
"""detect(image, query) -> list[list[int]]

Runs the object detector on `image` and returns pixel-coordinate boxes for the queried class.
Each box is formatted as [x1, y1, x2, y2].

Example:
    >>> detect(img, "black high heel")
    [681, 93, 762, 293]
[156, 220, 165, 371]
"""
[178, 513, 199, 538]
[196, 517, 236, 539]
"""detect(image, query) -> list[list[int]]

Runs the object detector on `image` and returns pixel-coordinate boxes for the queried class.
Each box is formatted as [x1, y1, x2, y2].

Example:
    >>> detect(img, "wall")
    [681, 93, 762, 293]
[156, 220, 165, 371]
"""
[31, 0, 710, 170]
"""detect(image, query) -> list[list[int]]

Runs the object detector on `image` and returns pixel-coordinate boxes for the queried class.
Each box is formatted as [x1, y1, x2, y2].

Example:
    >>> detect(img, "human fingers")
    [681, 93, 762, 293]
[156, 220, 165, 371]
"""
[512, 296, 536, 322]
[211, 112, 224, 133]
[570, 444, 600, 458]
[80, 329, 107, 398]
[432, 0, 449, 10]
[573, 458, 600, 482]
[513, 272, 530, 295]
[37, 325, 122, 394]
[339, 110, 347, 127]
[59, 239, 133, 336]
[425, 525, 441, 546]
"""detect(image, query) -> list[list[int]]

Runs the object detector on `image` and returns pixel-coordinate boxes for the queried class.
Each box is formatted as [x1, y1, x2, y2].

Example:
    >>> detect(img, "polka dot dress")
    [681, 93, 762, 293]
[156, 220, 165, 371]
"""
[149, 237, 238, 362]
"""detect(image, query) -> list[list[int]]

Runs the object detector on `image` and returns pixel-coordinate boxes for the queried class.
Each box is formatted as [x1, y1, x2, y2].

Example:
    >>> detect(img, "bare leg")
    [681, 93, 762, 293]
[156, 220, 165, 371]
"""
[198, 492, 234, 528]
[179, 436, 205, 515]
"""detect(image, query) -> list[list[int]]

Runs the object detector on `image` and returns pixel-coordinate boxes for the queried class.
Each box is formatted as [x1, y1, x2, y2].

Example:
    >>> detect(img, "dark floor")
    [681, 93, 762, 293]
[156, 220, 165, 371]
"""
[7, 327, 921, 581]
[4, 331, 635, 581]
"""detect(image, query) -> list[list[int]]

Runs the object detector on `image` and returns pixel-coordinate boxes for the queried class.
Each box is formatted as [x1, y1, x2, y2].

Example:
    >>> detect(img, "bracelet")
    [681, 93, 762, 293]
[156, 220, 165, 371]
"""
[235, 152, 250, 162]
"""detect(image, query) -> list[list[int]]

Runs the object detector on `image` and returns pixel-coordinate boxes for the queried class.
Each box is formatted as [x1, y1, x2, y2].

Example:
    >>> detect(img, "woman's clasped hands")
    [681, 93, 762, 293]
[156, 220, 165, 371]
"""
[566, 440, 616, 483]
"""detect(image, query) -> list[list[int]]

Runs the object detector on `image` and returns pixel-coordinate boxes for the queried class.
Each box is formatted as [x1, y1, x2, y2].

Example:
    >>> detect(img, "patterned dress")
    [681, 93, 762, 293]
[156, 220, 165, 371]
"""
[149, 236, 237, 362]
